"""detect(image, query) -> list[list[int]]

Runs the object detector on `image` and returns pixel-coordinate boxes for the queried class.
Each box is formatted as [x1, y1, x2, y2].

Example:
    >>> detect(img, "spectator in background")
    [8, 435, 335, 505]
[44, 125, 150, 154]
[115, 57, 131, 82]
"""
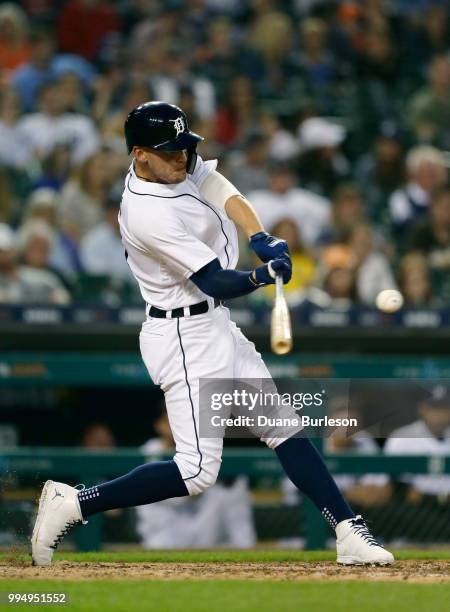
[407, 55, 450, 149]
[330, 1, 363, 64]
[149, 45, 216, 121]
[322, 266, 357, 308]
[22, 188, 59, 227]
[17, 219, 69, 289]
[0, 88, 33, 171]
[11, 29, 57, 112]
[23, 188, 81, 281]
[407, 4, 449, 71]
[79, 423, 122, 526]
[81, 422, 116, 449]
[288, 17, 338, 114]
[51, 53, 96, 95]
[215, 76, 257, 146]
[58, 150, 115, 242]
[136, 410, 256, 549]
[259, 113, 300, 162]
[408, 187, 450, 270]
[325, 398, 392, 508]
[0, 169, 13, 223]
[0, 224, 18, 301]
[195, 16, 265, 100]
[56, 71, 89, 115]
[355, 122, 406, 223]
[318, 183, 366, 246]
[131, 0, 178, 36]
[409, 185, 450, 303]
[389, 145, 448, 237]
[384, 385, 450, 504]
[90, 58, 130, 126]
[0, 3, 30, 73]
[80, 197, 132, 283]
[250, 10, 294, 68]
[356, 24, 401, 136]
[17, 80, 100, 166]
[100, 81, 154, 152]
[297, 116, 350, 197]
[397, 252, 434, 307]
[0, 222, 70, 304]
[349, 222, 397, 305]
[31, 145, 72, 193]
[249, 10, 293, 95]
[57, 0, 121, 61]
[225, 132, 270, 194]
[248, 162, 330, 248]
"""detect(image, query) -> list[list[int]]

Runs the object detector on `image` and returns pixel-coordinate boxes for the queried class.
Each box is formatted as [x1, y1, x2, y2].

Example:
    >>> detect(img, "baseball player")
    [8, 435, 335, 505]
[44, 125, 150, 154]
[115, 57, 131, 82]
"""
[31, 102, 393, 566]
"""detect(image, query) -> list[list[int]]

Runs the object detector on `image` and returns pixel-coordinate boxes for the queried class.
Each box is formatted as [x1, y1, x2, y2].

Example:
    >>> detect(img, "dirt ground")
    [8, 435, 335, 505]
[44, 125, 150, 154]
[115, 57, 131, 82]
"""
[0, 560, 449, 583]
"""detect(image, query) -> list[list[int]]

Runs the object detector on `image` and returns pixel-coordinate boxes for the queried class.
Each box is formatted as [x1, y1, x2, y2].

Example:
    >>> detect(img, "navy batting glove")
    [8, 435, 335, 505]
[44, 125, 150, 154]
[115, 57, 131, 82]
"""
[250, 257, 292, 287]
[249, 231, 290, 263]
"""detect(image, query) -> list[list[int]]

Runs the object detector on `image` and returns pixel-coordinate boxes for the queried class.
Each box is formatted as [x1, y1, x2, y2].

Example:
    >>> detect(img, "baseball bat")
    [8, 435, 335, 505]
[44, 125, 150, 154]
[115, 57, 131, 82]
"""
[271, 274, 293, 355]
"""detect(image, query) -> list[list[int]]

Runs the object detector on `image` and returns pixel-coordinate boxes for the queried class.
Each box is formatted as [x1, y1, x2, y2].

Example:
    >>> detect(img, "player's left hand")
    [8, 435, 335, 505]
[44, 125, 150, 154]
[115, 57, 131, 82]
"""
[249, 231, 289, 263]
[253, 256, 292, 286]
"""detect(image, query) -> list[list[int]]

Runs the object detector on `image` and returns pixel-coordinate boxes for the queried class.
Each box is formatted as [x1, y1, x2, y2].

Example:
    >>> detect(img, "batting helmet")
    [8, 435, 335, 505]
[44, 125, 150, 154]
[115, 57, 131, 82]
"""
[124, 101, 204, 174]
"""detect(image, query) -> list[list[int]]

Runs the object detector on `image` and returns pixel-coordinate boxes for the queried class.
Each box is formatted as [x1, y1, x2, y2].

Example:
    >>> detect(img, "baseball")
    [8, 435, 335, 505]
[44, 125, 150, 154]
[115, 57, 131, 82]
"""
[376, 289, 404, 313]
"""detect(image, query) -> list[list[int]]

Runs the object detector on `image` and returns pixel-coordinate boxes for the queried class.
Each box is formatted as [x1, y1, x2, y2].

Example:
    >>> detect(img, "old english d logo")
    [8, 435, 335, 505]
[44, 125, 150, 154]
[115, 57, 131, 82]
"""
[170, 117, 185, 137]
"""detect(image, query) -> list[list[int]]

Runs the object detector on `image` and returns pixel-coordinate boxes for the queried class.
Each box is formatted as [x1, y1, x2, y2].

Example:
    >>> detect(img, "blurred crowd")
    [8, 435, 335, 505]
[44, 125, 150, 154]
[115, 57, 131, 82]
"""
[0, 0, 449, 307]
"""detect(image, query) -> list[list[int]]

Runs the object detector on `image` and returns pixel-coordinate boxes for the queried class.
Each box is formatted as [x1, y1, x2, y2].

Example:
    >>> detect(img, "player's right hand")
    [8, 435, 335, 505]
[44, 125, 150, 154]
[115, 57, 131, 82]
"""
[253, 256, 292, 286]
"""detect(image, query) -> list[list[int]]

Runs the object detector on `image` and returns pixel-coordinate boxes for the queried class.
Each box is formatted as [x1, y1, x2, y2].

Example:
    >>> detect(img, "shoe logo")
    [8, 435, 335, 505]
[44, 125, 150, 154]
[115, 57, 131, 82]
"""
[52, 489, 64, 501]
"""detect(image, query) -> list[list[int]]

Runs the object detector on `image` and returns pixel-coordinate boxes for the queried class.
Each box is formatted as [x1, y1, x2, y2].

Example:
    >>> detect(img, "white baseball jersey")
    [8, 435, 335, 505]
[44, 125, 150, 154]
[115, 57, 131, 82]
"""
[118, 155, 290, 497]
[119, 156, 239, 310]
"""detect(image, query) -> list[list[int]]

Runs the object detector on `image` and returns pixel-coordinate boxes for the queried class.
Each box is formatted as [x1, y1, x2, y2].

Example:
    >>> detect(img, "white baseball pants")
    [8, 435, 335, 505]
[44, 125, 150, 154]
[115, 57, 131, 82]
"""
[140, 304, 286, 495]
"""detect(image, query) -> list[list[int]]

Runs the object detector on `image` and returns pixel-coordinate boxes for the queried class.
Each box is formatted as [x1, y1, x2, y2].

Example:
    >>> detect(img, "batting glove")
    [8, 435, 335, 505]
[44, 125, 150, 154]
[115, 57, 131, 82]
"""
[250, 257, 292, 287]
[249, 231, 290, 263]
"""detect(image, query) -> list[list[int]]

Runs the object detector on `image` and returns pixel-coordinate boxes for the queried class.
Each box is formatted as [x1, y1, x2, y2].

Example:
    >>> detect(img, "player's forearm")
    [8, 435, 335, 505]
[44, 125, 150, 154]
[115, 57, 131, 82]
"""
[190, 258, 291, 300]
[190, 259, 258, 299]
[225, 195, 264, 238]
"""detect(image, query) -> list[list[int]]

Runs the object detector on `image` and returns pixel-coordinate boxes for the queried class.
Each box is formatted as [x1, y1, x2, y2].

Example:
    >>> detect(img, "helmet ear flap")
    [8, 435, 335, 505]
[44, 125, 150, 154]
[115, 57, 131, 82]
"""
[186, 148, 197, 174]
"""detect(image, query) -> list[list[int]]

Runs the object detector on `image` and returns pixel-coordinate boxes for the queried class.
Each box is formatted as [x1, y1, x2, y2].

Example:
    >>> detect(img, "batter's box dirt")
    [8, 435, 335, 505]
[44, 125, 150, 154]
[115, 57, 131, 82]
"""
[0, 560, 449, 583]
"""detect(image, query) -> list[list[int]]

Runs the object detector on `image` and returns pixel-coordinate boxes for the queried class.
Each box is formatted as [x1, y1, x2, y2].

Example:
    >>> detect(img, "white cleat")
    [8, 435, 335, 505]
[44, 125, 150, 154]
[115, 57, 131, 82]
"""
[31, 480, 87, 566]
[336, 515, 394, 566]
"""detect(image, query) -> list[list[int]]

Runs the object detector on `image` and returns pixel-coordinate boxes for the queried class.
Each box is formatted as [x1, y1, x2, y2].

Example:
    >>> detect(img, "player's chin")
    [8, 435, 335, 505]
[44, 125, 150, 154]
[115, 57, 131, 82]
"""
[171, 168, 187, 183]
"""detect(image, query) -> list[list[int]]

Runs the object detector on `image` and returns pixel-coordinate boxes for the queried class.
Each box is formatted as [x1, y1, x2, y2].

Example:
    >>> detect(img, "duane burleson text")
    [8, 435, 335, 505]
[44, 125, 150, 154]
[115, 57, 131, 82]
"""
[211, 415, 358, 428]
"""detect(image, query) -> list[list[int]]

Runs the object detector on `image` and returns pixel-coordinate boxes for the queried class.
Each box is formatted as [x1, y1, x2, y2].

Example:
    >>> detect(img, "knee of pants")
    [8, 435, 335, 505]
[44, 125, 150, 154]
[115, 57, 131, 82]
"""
[174, 452, 222, 496]
[262, 436, 288, 450]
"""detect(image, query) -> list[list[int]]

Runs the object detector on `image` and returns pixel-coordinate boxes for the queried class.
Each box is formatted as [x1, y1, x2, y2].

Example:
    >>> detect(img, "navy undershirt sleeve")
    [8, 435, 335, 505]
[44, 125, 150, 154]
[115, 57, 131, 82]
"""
[190, 258, 258, 300]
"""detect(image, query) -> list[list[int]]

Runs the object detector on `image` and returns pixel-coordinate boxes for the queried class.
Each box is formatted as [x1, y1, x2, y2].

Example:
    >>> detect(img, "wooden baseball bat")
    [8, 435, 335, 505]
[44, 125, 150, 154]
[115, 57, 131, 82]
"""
[271, 274, 293, 355]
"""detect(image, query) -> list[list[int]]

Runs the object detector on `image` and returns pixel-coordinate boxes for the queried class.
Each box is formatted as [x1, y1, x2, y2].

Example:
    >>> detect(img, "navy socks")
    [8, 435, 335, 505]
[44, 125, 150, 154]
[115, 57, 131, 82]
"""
[276, 437, 355, 528]
[77, 438, 354, 528]
[78, 460, 189, 518]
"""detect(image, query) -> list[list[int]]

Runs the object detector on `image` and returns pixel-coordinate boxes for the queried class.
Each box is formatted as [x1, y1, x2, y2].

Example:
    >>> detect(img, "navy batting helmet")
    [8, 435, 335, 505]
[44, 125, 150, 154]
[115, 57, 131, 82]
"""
[124, 101, 203, 173]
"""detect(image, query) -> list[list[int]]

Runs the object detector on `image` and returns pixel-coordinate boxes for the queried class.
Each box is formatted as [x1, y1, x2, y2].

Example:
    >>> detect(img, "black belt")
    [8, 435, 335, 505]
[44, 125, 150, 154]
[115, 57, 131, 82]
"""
[148, 298, 221, 319]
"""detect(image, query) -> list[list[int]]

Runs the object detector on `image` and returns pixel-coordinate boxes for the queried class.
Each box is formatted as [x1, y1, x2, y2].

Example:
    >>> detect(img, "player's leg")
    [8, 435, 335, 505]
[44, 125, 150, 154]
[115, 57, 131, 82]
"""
[229, 318, 354, 524]
[31, 310, 230, 564]
[229, 317, 394, 565]
[76, 311, 231, 512]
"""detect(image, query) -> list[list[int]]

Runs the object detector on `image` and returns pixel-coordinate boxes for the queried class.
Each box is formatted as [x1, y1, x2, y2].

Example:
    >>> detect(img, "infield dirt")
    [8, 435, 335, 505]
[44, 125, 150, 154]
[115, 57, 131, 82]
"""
[0, 560, 449, 583]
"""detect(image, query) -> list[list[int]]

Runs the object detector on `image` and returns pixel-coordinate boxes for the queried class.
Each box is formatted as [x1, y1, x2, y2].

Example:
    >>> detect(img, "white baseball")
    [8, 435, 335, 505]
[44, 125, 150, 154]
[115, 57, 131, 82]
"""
[376, 289, 404, 313]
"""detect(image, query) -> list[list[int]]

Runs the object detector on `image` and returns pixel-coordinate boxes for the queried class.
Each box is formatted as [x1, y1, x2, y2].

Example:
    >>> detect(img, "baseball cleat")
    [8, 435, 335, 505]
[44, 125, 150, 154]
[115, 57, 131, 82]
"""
[31, 480, 87, 566]
[335, 515, 394, 566]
